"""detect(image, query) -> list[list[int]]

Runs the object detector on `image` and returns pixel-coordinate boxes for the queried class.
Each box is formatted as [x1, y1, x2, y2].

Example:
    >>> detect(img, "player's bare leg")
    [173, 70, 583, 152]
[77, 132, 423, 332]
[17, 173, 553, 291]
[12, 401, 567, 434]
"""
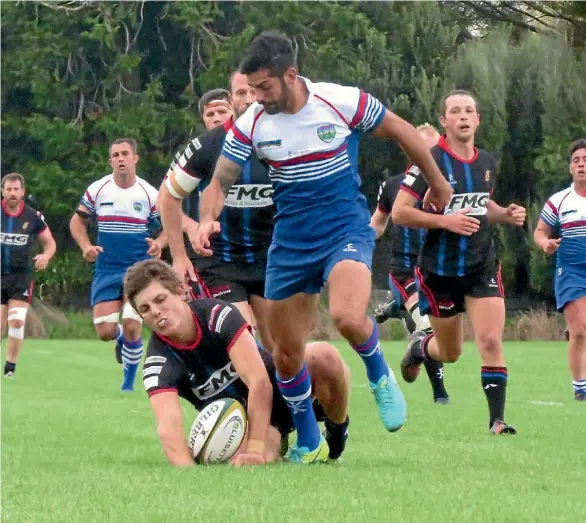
[328, 260, 406, 432]
[466, 296, 516, 433]
[4, 299, 29, 377]
[563, 295, 586, 401]
[249, 295, 275, 353]
[1, 304, 7, 338]
[306, 341, 350, 459]
[268, 293, 329, 462]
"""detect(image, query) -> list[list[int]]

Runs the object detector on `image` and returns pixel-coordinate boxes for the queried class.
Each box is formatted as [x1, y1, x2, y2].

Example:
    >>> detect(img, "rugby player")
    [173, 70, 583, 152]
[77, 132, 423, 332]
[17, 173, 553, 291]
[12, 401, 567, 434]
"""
[370, 124, 449, 404]
[1, 173, 56, 377]
[534, 138, 586, 401]
[393, 90, 526, 434]
[191, 31, 453, 462]
[124, 259, 350, 467]
[158, 71, 275, 351]
[70, 138, 167, 392]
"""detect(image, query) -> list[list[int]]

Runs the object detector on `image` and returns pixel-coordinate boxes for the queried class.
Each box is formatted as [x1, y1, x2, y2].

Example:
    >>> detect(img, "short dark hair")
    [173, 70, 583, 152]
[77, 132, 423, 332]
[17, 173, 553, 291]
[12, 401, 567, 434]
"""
[198, 88, 231, 114]
[124, 259, 182, 312]
[110, 138, 138, 154]
[569, 138, 586, 160]
[239, 30, 296, 77]
[440, 90, 478, 116]
[1, 172, 25, 189]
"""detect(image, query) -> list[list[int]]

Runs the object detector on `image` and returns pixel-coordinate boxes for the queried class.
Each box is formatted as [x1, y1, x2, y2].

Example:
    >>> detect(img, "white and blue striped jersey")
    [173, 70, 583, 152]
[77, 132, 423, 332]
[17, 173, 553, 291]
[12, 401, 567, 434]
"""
[80, 174, 160, 272]
[541, 186, 586, 271]
[221, 77, 386, 250]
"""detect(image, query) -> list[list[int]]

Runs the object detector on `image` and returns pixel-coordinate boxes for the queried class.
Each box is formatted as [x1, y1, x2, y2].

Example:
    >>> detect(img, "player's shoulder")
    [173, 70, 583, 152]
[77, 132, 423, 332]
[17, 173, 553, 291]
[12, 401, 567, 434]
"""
[135, 175, 158, 194]
[311, 79, 360, 99]
[86, 173, 113, 191]
[232, 104, 264, 134]
[198, 121, 229, 146]
[189, 299, 243, 336]
[547, 186, 573, 207]
[475, 147, 497, 167]
[23, 204, 45, 221]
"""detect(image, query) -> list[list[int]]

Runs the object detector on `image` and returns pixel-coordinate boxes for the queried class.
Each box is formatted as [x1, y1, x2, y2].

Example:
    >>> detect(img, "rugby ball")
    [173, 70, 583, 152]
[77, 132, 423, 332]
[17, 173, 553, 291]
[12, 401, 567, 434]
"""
[188, 399, 247, 464]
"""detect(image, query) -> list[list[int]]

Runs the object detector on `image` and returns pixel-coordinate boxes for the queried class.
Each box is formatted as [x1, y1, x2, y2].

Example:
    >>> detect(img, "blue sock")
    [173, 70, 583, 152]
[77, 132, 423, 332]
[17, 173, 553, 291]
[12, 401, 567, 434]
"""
[353, 319, 389, 383]
[276, 363, 320, 451]
[121, 337, 143, 391]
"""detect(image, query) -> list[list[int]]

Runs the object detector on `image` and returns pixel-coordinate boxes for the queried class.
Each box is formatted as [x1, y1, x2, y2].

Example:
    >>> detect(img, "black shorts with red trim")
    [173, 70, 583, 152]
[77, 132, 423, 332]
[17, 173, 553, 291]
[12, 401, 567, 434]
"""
[414, 261, 504, 318]
[1, 273, 34, 305]
[388, 266, 418, 307]
[190, 259, 266, 304]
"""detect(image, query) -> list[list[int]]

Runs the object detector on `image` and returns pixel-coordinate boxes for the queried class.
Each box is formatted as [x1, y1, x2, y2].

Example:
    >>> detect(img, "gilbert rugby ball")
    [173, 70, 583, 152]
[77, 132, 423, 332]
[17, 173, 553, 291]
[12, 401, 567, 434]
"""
[189, 398, 247, 464]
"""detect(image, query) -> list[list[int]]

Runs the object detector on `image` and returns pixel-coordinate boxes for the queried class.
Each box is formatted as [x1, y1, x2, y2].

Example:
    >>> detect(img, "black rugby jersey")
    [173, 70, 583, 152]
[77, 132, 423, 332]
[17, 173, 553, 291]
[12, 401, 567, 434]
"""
[377, 174, 424, 269]
[167, 119, 275, 265]
[400, 136, 496, 277]
[1, 200, 48, 275]
[143, 299, 284, 414]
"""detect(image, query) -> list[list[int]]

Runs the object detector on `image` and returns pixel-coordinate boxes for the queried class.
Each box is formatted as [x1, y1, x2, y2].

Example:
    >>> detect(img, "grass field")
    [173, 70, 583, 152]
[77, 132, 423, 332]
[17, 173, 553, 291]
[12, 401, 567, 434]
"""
[2, 339, 585, 523]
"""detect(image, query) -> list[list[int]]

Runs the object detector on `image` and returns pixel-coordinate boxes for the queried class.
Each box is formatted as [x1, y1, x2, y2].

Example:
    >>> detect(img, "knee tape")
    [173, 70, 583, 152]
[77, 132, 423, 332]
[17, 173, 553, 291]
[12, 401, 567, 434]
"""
[122, 302, 142, 323]
[93, 312, 120, 325]
[410, 305, 431, 332]
[8, 326, 25, 339]
[8, 307, 28, 322]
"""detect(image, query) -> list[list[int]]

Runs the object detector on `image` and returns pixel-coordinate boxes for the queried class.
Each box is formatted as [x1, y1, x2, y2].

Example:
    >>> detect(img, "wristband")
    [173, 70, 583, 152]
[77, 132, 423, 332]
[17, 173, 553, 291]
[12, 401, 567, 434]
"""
[247, 439, 265, 455]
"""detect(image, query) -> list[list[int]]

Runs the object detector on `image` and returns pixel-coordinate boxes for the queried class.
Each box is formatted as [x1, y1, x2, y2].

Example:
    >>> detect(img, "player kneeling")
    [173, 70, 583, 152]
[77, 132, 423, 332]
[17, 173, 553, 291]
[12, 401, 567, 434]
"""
[124, 259, 350, 467]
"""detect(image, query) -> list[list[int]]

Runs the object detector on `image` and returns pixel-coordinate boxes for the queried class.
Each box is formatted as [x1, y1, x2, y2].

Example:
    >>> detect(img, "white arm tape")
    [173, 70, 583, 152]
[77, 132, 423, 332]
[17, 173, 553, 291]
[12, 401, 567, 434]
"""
[93, 312, 120, 325]
[165, 164, 200, 200]
[8, 307, 29, 322]
[122, 301, 143, 323]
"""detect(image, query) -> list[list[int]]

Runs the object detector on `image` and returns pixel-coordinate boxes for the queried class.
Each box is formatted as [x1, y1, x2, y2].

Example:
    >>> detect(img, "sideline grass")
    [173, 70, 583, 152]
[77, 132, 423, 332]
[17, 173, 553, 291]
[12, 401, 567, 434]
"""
[2, 340, 585, 523]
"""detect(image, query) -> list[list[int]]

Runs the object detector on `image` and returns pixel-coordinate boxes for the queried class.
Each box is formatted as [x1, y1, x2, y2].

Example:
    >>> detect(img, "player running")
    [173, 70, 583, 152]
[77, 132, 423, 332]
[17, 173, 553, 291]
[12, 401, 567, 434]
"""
[158, 72, 275, 351]
[191, 31, 453, 463]
[1, 173, 56, 377]
[534, 138, 586, 402]
[393, 90, 526, 434]
[124, 259, 350, 467]
[370, 124, 449, 404]
[70, 138, 167, 392]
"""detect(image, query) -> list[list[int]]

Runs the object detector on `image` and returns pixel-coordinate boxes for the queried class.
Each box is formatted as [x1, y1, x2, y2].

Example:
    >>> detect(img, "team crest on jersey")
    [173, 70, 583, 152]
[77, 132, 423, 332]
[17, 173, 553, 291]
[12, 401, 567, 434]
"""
[485, 170, 491, 182]
[133, 202, 143, 212]
[317, 124, 336, 143]
[22, 222, 29, 230]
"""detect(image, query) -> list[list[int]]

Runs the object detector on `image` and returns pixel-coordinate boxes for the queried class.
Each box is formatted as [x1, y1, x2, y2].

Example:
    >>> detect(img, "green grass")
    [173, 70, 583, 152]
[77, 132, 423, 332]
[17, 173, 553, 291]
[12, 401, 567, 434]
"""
[2, 340, 585, 523]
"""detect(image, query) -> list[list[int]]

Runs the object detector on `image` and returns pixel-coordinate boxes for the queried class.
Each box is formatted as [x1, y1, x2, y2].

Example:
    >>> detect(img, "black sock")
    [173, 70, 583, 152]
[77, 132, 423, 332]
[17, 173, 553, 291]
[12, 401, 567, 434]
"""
[324, 415, 349, 432]
[421, 333, 436, 361]
[424, 359, 448, 400]
[481, 366, 508, 427]
[4, 361, 16, 375]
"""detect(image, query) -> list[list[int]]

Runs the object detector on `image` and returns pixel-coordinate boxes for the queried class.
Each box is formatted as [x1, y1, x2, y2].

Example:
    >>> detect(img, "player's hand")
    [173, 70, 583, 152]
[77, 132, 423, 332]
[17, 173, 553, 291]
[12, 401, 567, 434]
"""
[231, 452, 266, 467]
[173, 253, 198, 283]
[33, 253, 50, 271]
[506, 204, 526, 226]
[442, 208, 480, 236]
[82, 245, 103, 262]
[423, 178, 453, 213]
[146, 237, 162, 259]
[194, 221, 221, 257]
[184, 221, 200, 253]
[542, 238, 561, 255]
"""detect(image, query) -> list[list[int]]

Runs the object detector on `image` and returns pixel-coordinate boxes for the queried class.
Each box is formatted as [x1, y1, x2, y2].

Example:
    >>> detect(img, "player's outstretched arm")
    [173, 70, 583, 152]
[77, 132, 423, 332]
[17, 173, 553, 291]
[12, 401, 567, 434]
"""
[228, 329, 272, 466]
[534, 219, 560, 255]
[487, 200, 526, 226]
[374, 111, 452, 209]
[149, 391, 195, 467]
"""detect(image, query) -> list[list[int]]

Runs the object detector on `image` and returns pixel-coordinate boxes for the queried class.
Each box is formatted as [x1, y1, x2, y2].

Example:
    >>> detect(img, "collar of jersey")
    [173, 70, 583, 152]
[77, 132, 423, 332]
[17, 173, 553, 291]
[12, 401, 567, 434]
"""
[438, 135, 478, 164]
[1, 199, 24, 217]
[154, 310, 202, 351]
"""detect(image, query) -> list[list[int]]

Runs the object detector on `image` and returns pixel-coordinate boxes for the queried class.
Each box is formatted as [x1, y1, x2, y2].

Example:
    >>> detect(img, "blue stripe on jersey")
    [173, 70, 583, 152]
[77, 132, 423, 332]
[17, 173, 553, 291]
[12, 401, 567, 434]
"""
[220, 209, 231, 263]
[242, 161, 254, 263]
[458, 163, 474, 276]
[436, 153, 453, 276]
[3, 216, 15, 273]
[402, 227, 411, 268]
